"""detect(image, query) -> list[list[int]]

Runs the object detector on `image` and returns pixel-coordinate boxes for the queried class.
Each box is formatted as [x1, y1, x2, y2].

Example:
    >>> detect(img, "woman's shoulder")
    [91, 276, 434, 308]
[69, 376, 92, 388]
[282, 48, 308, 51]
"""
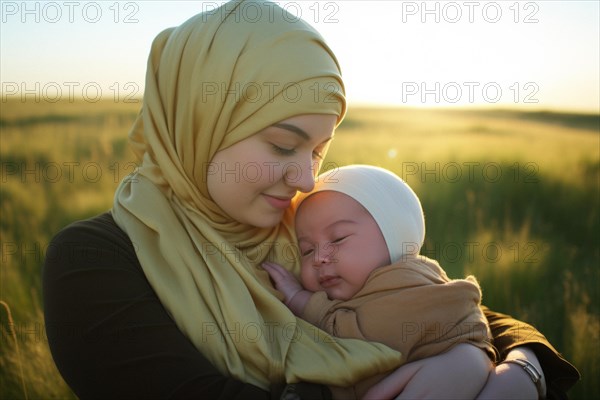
[49, 211, 128, 246]
[45, 211, 139, 270]
[52, 211, 122, 238]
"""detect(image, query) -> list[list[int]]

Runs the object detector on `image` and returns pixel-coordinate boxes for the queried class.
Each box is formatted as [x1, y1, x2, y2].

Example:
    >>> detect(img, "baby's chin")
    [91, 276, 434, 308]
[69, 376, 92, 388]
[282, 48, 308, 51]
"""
[325, 286, 355, 302]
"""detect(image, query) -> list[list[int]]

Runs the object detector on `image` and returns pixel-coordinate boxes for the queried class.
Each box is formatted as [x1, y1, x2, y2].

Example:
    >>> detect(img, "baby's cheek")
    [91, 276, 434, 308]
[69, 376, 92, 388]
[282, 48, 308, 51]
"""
[300, 263, 321, 292]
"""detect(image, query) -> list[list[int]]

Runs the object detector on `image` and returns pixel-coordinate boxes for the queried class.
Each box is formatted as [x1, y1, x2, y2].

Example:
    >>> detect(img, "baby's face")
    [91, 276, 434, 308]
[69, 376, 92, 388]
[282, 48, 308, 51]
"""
[296, 191, 390, 301]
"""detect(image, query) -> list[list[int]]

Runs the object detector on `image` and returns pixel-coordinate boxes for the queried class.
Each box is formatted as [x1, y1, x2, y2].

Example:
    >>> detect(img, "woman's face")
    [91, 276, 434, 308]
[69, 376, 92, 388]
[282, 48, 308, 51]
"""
[207, 114, 337, 228]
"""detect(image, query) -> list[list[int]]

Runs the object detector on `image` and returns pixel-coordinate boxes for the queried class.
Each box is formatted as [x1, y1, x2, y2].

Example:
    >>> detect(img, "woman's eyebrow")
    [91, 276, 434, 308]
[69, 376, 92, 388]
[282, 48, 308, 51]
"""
[273, 123, 310, 140]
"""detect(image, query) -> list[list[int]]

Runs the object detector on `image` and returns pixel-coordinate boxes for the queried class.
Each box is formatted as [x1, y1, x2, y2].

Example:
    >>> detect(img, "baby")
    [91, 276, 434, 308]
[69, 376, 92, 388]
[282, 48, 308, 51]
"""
[263, 165, 495, 398]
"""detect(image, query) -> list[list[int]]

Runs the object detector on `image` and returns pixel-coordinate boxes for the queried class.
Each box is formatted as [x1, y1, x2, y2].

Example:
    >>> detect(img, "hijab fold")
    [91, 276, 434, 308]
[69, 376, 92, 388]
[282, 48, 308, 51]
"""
[113, 0, 400, 389]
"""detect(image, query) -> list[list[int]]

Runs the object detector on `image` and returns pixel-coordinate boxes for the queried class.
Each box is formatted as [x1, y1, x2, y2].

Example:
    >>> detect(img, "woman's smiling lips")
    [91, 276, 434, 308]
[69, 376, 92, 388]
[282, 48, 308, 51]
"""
[262, 194, 293, 209]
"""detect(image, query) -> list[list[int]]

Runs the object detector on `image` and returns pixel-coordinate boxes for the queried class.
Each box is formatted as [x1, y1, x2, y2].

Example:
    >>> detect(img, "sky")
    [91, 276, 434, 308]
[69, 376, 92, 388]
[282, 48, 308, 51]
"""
[1, 0, 599, 112]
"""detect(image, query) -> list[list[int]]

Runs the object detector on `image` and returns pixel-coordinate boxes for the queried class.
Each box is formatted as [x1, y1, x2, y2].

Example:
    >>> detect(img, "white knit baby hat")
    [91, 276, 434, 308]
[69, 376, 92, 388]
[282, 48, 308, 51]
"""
[297, 165, 425, 263]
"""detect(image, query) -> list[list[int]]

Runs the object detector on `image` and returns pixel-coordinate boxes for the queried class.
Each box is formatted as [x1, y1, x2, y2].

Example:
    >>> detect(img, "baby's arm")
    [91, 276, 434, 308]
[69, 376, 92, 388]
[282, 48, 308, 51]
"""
[262, 262, 313, 315]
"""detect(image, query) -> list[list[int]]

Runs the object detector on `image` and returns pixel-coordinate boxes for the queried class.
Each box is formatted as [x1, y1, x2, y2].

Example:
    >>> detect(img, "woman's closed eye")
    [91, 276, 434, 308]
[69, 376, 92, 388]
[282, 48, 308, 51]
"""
[271, 143, 296, 156]
[272, 143, 325, 161]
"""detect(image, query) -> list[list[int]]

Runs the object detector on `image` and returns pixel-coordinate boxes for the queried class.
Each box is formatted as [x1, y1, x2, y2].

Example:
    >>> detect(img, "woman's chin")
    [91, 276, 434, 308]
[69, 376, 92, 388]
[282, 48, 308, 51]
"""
[246, 209, 286, 229]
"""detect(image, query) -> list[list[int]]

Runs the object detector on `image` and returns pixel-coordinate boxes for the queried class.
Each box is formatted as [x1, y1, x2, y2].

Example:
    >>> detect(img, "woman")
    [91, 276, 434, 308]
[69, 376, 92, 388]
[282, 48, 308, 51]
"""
[43, 0, 579, 398]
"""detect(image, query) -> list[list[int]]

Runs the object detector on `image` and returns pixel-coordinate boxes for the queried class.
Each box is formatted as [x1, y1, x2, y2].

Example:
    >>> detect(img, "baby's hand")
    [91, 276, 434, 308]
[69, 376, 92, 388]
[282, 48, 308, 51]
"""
[261, 261, 303, 304]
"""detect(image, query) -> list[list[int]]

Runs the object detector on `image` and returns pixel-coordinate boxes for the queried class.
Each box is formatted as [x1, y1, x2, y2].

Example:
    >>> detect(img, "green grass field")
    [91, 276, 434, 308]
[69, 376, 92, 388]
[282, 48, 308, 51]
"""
[1, 99, 598, 399]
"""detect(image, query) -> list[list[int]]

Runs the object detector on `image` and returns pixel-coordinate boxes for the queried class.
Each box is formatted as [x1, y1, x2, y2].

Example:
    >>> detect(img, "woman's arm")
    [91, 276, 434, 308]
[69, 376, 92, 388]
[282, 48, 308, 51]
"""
[43, 213, 330, 399]
[477, 346, 543, 400]
[482, 306, 580, 399]
[363, 343, 493, 400]
[365, 306, 580, 400]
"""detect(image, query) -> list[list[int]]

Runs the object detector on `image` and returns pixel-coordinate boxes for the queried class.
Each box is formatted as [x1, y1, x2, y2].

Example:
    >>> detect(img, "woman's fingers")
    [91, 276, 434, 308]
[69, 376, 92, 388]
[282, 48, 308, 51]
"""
[362, 362, 421, 400]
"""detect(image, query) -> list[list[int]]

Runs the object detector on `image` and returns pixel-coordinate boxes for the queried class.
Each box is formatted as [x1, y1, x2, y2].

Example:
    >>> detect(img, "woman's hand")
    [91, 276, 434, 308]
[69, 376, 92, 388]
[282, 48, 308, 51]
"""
[362, 343, 493, 400]
[476, 346, 544, 400]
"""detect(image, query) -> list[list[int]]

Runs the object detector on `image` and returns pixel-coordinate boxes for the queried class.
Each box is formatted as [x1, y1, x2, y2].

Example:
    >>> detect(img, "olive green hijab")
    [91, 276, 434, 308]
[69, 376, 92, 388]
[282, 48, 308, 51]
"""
[113, 0, 400, 389]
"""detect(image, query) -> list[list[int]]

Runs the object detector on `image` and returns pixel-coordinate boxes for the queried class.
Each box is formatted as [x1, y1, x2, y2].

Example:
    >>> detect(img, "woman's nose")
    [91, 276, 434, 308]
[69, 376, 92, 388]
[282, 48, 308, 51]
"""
[284, 159, 316, 193]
